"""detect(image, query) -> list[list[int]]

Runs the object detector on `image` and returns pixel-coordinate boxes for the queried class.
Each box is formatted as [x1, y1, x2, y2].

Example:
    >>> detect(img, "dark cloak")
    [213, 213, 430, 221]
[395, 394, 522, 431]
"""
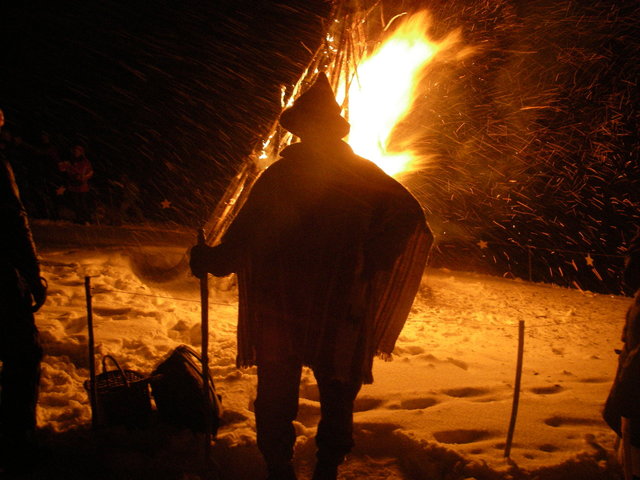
[208, 140, 432, 383]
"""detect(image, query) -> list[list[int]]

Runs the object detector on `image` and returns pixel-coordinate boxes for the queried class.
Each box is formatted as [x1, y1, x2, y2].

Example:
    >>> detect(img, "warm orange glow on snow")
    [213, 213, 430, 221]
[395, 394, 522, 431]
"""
[341, 11, 462, 177]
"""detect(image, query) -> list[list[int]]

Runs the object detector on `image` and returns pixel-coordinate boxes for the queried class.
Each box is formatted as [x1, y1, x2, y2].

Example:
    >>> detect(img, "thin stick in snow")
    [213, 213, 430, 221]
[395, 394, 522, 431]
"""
[505, 320, 525, 458]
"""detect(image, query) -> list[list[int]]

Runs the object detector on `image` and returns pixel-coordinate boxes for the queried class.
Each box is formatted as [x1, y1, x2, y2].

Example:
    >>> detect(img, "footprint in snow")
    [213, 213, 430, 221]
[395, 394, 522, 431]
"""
[388, 397, 439, 411]
[433, 429, 492, 444]
[441, 386, 491, 398]
[530, 384, 564, 395]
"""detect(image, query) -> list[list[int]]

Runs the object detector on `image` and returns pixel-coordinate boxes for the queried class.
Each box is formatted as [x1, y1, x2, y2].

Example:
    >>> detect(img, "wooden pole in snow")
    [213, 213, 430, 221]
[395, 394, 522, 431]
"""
[198, 229, 213, 465]
[504, 320, 525, 458]
[85, 276, 98, 429]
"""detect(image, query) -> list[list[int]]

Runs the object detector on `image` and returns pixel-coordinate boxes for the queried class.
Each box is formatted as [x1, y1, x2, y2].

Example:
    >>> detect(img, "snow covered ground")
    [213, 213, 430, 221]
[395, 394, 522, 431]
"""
[25, 227, 630, 479]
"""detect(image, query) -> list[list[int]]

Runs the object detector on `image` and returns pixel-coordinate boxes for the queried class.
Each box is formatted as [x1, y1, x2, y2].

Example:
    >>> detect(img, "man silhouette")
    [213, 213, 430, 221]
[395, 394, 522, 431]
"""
[190, 74, 432, 480]
[0, 108, 47, 472]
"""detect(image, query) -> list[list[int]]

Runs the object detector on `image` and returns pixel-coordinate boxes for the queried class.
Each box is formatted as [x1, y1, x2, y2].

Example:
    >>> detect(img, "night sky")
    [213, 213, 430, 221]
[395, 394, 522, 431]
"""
[0, 0, 332, 223]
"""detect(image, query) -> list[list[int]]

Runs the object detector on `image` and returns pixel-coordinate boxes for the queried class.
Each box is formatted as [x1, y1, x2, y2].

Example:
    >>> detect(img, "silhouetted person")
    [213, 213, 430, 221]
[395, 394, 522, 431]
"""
[190, 74, 432, 480]
[58, 143, 94, 223]
[604, 229, 640, 480]
[604, 295, 640, 479]
[0, 108, 47, 472]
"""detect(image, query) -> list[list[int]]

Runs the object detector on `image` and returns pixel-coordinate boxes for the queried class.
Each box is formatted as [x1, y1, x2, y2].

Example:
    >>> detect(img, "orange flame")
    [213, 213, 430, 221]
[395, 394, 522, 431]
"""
[342, 11, 463, 177]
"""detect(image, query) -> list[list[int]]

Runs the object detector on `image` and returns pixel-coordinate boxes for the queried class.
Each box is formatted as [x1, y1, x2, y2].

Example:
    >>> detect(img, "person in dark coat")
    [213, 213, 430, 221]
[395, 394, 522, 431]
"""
[58, 143, 94, 223]
[604, 230, 640, 480]
[0, 108, 47, 472]
[604, 293, 640, 480]
[190, 74, 432, 480]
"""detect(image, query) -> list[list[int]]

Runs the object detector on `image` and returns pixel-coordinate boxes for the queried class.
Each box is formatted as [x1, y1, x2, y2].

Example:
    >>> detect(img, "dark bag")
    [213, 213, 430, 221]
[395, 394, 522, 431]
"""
[150, 344, 222, 436]
[84, 355, 151, 428]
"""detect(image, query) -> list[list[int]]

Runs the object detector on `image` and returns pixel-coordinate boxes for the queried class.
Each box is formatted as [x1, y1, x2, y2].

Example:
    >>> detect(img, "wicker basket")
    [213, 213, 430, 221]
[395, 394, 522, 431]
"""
[85, 355, 151, 428]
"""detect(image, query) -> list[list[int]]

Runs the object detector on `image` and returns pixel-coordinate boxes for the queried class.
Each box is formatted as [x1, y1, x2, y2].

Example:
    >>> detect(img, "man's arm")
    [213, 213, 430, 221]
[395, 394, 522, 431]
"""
[189, 167, 276, 278]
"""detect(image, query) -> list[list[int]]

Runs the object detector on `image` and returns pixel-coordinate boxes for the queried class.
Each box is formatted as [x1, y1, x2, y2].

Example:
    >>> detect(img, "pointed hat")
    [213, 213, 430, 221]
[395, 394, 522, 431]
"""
[279, 73, 350, 139]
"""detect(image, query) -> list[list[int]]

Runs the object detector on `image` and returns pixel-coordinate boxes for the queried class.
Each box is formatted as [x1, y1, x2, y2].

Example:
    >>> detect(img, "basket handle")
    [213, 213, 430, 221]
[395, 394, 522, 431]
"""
[101, 355, 130, 388]
[178, 345, 215, 390]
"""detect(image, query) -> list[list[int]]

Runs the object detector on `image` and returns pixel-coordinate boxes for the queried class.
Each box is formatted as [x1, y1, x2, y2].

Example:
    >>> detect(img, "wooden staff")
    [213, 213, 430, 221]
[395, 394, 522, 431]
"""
[85, 275, 98, 429]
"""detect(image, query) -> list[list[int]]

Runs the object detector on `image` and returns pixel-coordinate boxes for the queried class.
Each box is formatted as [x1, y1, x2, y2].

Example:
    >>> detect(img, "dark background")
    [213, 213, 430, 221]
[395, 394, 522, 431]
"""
[1, 1, 639, 293]
[0, 0, 332, 225]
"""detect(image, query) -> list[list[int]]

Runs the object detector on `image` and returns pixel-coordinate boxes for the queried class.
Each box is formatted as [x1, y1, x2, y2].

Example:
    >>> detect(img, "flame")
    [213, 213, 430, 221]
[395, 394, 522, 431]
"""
[342, 11, 461, 177]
